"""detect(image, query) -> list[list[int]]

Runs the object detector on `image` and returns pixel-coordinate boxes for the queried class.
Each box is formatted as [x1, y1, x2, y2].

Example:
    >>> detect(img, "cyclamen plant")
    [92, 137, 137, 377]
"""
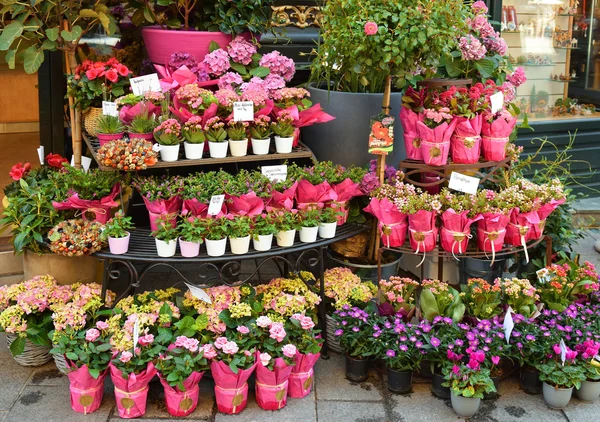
[442, 353, 497, 399]
[182, 116, 206, 144]
[204, 117, 227, 143]
[154, 119, 182, 145]
[537, 343, 586, 389]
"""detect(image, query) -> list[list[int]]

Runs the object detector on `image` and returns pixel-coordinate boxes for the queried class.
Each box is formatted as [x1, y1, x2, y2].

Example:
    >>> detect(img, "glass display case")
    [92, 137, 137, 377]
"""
[501, 0, 600, 120]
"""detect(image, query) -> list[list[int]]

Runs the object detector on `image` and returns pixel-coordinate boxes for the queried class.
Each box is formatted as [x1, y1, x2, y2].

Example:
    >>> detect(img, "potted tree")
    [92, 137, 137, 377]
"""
[178, 214, 204, 258]
[250, 115, 272, 155]
[228, 216, 253, 255]
[199, 217, 229, 257]
[151, 214, 179, 257]
[96, 115, 126, 146]
[251, 213, 278, 252]
[103, 211, 134, 255]
[154, 118, 183, 162]
[227, 121, 249, 157]
[538, 343, 586, 409]
[182, 116, 206, 159]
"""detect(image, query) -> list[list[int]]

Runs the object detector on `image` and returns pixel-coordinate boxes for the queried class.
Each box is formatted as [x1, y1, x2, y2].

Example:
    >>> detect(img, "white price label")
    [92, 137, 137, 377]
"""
[133, 318, 140, 350]
[102, 101, 119, 117]
[594, 355, 600, 362]
[261, 165, 287, 182]
[37, 146, 44, 165]
[490, 91, 504, 114]
[503, 308, 514, 344]
[560, 339, 567, 364]
[184, 282, 212, 304]
[536, 268, 552, 284]
[207, 195, 225, 216]
[70, 156, 74, 167]
[448, 172, 480, 195]
[152, 143, 161, 152]
[233, 101, 254, 122]
[81, 156, 92, 173]
[130, 73, 162, 96]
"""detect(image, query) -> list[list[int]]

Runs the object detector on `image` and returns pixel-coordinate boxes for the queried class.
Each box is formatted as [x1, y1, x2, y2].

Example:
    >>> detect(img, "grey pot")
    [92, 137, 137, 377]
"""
[575, 380, 600, 402]
[450, 392, 481, 418]
[302, 83, 406, 168]
[543, 382, 573, 409]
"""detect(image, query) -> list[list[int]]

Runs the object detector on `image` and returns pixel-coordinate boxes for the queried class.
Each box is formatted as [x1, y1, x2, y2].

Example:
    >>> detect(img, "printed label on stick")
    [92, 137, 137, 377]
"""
[184, 282, 212, 304]
[130, 74, 161, 95]
[207, 195, 225, 216]
[102, 101, 119, 117]
[262, 165, 287, 182]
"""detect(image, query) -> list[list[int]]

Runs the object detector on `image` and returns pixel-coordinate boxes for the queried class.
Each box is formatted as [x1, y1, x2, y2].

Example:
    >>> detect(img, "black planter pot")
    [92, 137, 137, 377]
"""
[327, 249, 403, 283]
[419, 360, 433, 378]
[431, 372, 451, 399]
[483, 376, 500, 400]
[458, 257, 506, 285]
[387, 368, 413, 394]
[519, 366, 542, 395]
[345, 355, 369, 382]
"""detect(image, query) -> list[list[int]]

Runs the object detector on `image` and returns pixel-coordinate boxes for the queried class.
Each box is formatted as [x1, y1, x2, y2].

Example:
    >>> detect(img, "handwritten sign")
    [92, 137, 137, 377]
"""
[490, 91, 504, 114]
[37, 146, 44, 165]
[503, 308, 514, 344]
[130, 74, 161, 96]
[262, 165, 287, 182]
[233, 101, 254, 122]
[449, 172, 480, 195]
[184, 282, 212, 304]
[368, 114, 394, 155]
[207, 195, 225, 216]
[102, 101, 119, 117]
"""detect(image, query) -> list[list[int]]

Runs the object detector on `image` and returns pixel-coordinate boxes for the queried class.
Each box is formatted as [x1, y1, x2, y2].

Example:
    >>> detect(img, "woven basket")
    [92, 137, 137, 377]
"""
[83, 107, 104, 137]
[330, 231, 369, 258]
[325, 314, 343, 354]
[53, 350, 69, 374]
[6, 334, 52, 367]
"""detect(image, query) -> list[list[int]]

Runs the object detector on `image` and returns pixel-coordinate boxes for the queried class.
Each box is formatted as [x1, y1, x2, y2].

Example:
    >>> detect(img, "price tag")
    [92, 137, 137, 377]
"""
[560, 339, 567, 364]
[503, 308, 514, 344]
[102, 101, 119, 117]
[81, 157, 92, 173]
[594, 355, 600, 362]
[152, 143, 161, 153]
[536, 268, 552, 284]
[490, 91, 504, 114]
[70, 156, 74, 167]
[37, 146, 44, 165]
[133, 318, 140, 350]
[130, 74, 162, 96]
[207, 195, 225, 216]
[262, 165, 287, 182]
[184, 282, 212, 304]
[448, 172, 480, 195]
[233, 101, 254, 122]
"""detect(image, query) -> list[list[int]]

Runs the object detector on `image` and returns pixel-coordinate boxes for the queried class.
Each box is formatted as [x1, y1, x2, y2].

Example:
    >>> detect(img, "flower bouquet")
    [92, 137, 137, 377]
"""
[481, 108, 517, 161]
[419, 279, 465, 323]
[286, 313, 321, 398]
[133, 175, 184, 231]
[417, 108, 457, 166]
[378, 276, 420, 319]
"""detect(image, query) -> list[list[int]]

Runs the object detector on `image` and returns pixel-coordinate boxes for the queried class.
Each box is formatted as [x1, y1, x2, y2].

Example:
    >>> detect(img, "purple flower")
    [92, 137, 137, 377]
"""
[415, 341, 423, 348]
[455, 339, 464, 346]
[386, 349, 396, 358]
[373, 331, 381, 338]
[525, 334, 535, 341]
[352, 326, 360, 332]
[430, 337, 441, 348]
[409, 336, 417, 342]
[334, 329, 343, 336]
[399, 345, 408, 352]
[227, 36, 257, 65]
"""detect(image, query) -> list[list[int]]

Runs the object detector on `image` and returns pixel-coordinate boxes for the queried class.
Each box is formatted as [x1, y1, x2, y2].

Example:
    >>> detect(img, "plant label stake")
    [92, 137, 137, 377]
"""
[560, 339, 567, 365]
[536, 268, 552, 284]
[81, 157, 92, 173]
[102, 101, 119, 117]
[130, 74, 162, 96]
[37, 146, 44, 165]
[184, 282, 212, 304]
[233, 101, 254, 122]
[448, 172, 480, 195]
[490, 92, 504, 114]
[503, 307, 514, 344]
[262, 165, 287, 182]
[132, 319, 140, 350]
[208, 195, 225, 216]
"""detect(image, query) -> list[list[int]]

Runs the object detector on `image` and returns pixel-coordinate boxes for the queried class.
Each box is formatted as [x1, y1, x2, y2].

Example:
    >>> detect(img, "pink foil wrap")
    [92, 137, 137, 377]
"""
[266, 181, 298, 211]
[481, 113, 517, 161]
[476, 212, 510, 265]
[416, 119, 457, 166]
[66, 364, 107, 414]
[159, 372, 204, 417]
[142, 195, 182, 231]
[225, 192, 265, 217]
[450, 115, 482, 164]
[440, 209, 482, 257]
[255, 356, 293, 411]
[119, 102, 161, 126]
[288, 352, 320, 398]
[52, 184, 121, 224]
[408, 210, 438, 256]
[109, 362, 157, 419]
[210, 360, 257, 415]
[399, 107, 423, 161]
[364, 197, 408, 247]
[182, 198, 226, 218]
[328, 178, 363, 224]
[295, 179, 338, 210]
[529, 199, 565, 240]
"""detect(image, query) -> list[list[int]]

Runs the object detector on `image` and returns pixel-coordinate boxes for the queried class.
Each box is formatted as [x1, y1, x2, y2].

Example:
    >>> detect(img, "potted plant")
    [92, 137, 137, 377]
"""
[227, 121, 249, 157]
[250, 115, 272, 155]
[537, 260, 599, 312]
[151, 214, 179, 257]
[252, 213, 278, 251]
[271, 111, 295, 154]
[205, 117, 229, 158]
[319, 207, 341, 239]
[380, 322, 423, 394]
[178, 214, 203, 258]
[96, 115, 126, 146]
[182, 116, 206, 159]
[199, 217, 229, 257]
[227, 215, 252, 255]
[103, 211, 134, 255]
[419, 279, 465, 323]
[511, 317, 545, 394]
[537, 343, 586, 409]
[285, 314, 322, 398]
[272, 209, 300, 247]
[298, 208, 321, 243]
[499, 278, 540, 319]
[132, 174, 184, 232]
[461, 278, 503, 321]
[377, 276, 420, 320]
[127, 112, 157, 142]
[574, 341, 600, 401]
[154, 118, 183, 162]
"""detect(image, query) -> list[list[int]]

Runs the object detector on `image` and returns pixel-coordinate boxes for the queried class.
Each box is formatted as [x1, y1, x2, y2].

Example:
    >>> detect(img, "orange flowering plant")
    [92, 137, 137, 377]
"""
[537, 260, 600, 312]
[460, 278, 503, 320]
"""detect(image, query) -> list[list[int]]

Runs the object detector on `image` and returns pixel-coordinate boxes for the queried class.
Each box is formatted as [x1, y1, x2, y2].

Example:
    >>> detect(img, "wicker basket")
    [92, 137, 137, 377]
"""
[53, 351, 69, 374]
[330, 231, 370, 258]
[83, 107, 104, 137]
[325, 314, 343, 354]
[6, 334, 52, 367]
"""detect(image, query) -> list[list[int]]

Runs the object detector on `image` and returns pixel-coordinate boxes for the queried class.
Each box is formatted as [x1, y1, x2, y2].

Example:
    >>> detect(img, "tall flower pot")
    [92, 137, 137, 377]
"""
[229, 236, 251, 255]
[387, 368, 413, 394]
[98, 132, 124, 146]
[184, 142, 204, 159]
[155, 238, 177, 257]
[179, 239, 200, 258]
[209, 141, 229, 158]
[253, 234, 273, 251]
[205, 238, 227, 257]
[108, 233, 130, 255]
[5, 334, 52, 367]
[299, 226, 319, 243]
[276, 229, 296, 247]
[451, 392, 481, 418]
[519, 366, 542, 395]
[129, 132, 154, 142]
[458, 257, 506, 285]
[345, 355, 369, 382]
[431, 372, 451, 399]
[159, 144, 181, 162]
[302, 83, 405, 167]
[229, 139, 248, 157]
[543, 383, 573, 409]
[251, 138, 271, 155]
[319, 222, 337, 239]
[575, 380, 600, 402]
[274, 136, 294, 153]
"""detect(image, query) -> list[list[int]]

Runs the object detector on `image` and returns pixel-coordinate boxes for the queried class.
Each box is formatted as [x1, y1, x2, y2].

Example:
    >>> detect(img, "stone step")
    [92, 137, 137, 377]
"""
[572, 198, 600, 228]
[0, 236, 23, 285]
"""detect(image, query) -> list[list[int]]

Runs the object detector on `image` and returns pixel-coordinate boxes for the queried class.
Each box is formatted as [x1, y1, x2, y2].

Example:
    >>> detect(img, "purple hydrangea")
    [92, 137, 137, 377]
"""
[218, 72, 244, 90]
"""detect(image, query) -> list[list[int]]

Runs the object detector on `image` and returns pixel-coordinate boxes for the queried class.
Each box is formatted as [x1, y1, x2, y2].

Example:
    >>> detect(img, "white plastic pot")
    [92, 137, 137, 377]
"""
[276, 229, 296, 247]
[576, 380, 600, 402]
[251, 138, 271, 155]
[319, 222, 338, 239]
[155, 238, 177, 257]
[229, 139, 248, 157]
[253, 234, 273, 251]
[179, 238, 201, 258]
[108, 233, 130, 255]
[229, 235, 251, 255]
[208, 141, 229, 158]
[274, 136, 294, 153]
[159, 144, 180, 162]
[184, 142, 204, 159]
[300, 226, 319, 243]
[205, 238, 227, 257]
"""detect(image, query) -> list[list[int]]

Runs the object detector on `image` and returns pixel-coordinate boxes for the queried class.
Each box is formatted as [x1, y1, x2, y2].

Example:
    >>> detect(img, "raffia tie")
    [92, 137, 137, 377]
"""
[215, 383, 247, 413]
[75, 207, 107, 219]
[70, 383, 103, 415]
[482, 136, 509, 142]
[482, 229, 506, 266]
[441, 226, 473, 261]
[509, 222, 530, 263]
[114, 386, 149, 415]
[379, 221, 407, 248]
[409, 228, 435, 267]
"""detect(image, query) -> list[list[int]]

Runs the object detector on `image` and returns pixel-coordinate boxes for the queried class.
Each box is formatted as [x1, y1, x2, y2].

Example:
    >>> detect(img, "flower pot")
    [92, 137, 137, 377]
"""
[299, 226, 319, 243]
[205, 238, 227, 257]
[67, 366, 108, 414]
[576, 380, 600, 402]
[276, 229, 296, 247]
[229, 236, 251, 255]
[451, 392, 481, 418]
[345, 355, 369, 382]
[159, 374, 203, 417]
[274, 136, 294, 153]
[431, 372, 451, 399]
[319, 222, 337, 239]
[251, 138, 271, 155]
[129, 132, 154, 142]
[209, 141, 229, 158]
[326, 249, 403, 283]
[98, 132, 124, 146]
[229, 139, 248, 157]
[325, 314, 344, 353]
[23, 250, 100, 284]
[155, 238, 177, 257]
[159, 144, 181, 162]
[253, 234, 273, 251]
[184, 142, 204, 159]
[481, 136, 509, 161]
[543, 382, 573, 409]
[179, 239, 200, 258]
[108, 233, 130, 255]
[458, 257, 506, 285]
[5, 333, 52, 367]
[519, 366, 542, 395]
[387, 368, 413, 394]
[114, 384, 150, 419]
[421, 139, 450, 166]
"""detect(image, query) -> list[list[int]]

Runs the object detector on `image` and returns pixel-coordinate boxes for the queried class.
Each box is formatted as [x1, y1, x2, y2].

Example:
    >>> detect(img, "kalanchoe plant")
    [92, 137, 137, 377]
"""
[537, 343, 586, 389]
[379, 321, 425, 371]
[204, 117, 227, 143]
[250, 115, 272, 140]
[199, 217, 229, 241]
[128, 113, 157, 134]
[178, 214, 204, 243]
[227, 215, 253, 239]
[252, 213, 278, 238]
[499, 278, 540, 318]
[271, 111, 295, 137]
[442, 354, 497, 399]
[103, 211, 134, 239]
[96, 115, 125, 134]
[537, 260, 600, 312]
[154, 118, 182, 145]
[151, 214, 179, 242]
[155, 336, 210, 391]
[298, 208, 321, 228]
[419, 279, 465, 323]
[226, 121, 249, 141]
[461, 278, 503, 320]
[182, 116, 206, 144]
[332, 304, 382, 359]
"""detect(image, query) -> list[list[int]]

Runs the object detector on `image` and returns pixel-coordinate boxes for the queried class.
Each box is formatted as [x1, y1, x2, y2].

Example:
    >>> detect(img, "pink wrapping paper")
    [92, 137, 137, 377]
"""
[119, 102, 161, 126]
[408, 210, 438, 254]
[182, 198, 227, 218]
[476, 212, 510, 265]
[225, 192, 265, 216]
[255, 356, 294, 411]
[295, 180, 338, 210]
[327, 201, 349, 225]
[529, 199, 565, 240]
[155, 65, 199, 92]
[506, 208, 539, 263]
[66, 363, 107, 414]
[142, 195, 182, 231]
[416, 119, 457, 166]
[481, 114, 517, 162]
[170, 100, 218, 125]
[52, 184, 121, 224]
[109, 362, 157, 419]
[266, 182, 298, 211]
[328, 178, 363, 225]
[289, 352, 320, 398]
[364, 197, 408, 247]
[210, 360, 257, 415]
[450, 115, 482, 164]
[399, 107, 423, 161]
[440, 209, 482, 257]
[159, 372, 204, 417]
[481, 136, 509, 161]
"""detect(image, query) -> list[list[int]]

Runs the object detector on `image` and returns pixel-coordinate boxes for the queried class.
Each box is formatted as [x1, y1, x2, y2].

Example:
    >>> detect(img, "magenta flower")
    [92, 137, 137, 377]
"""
[364, 21, 378, 36]
[491, 356, 500, 365]
[386, 349, 396, 358]
[430, 337, 441, 348]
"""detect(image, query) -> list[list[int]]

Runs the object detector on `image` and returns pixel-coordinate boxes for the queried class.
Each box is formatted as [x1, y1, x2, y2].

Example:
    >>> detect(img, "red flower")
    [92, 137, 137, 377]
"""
[106, 57, 118, 66]
[85, 68, 100, 80]
[105, 69, 119, 83]
[364, 21, 378, 36]
[116, 64, 130, 77]
[9, 162, 31, 181]
[45, 153, 67, 169]
[93, 61, 106, 69]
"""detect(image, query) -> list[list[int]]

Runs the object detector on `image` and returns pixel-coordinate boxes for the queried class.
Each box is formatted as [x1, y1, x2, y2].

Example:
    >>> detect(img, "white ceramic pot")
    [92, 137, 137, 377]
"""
[179, 238, 200, 258]
[319, 222, 338, 239]
[159, 144, 180, 162]
[576, 380, 600, 402]
[276, 229, 296, 247]
[229, 139, 248, 157]
[251, 138, 271, 155]
[253, 234, 273, 251]
[155, 238, 177, 257]
[543, 382, 573, 409]
[208, 141, 229, 158]
[300, 226, 319, 243]
[229, 235, 251, 255]
[205, 238, 227, 257]
[184, 142, 204, 159]
[274, 136, 293, 153]
[450, 392, 481, 418]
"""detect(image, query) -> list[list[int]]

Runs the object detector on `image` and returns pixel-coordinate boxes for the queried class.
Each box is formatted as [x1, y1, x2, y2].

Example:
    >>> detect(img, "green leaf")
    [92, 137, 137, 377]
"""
[474, 58, 494, 79]
[45, 27, 59, 42]
[229, 361, 239, 374]
[79, 9, 98, 19]
[60, 29, 74, 42]
[66, 352, 79, 360]
[98, 12, 111, 34]
[23, 46, 44, 74]
[5, 49, 15, 69]
[96, 343, 111, 352]
[9, 336, 25, 356]
[88, 368, 100, 379]
[229, 62, 247, 75]
[208, 41, 220, 53]
[444, 59, 462, 78]
[0, 21, 23, 51]
[419, 289, 440, 321]
[249, 66, 270, 78]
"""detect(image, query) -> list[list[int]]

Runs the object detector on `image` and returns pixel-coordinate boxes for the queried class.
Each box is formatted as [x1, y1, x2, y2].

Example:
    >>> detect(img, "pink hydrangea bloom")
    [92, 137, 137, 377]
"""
[218, 72, 243, 90]
[241, 82, 269, 106]
[507, 67, 527, 87]
[256, 316, 272, 328]
[501, 81, 516, 102]
[484, 34, 508, 56]
[203, 48, 231, 76]
[472, 1, 488, 15]
[85, 328, 100, 342]
[301, 316, 315, 330]
[96, 320, 109, 330]
[259, 51, 295, 82]
[259, 352, 271, 366]
[227, 36, 257, 65]
[263, 74, 286, 95]
[222, 341, 239, 355]
[469, 15, 495, 38]
[459, 34, 487, 61]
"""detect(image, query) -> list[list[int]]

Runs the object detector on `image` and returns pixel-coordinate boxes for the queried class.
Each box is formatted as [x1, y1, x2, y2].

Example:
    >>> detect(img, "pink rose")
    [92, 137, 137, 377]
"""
[237, 326, 250, 334]
[244, 350, 252, 357]
[185, 338, 200, 352]
[119, 351, 133, 363]
[214, 336, 229, 349]
[222, 341, 239, 355]
[269, 322, 287, 343]
[138, 334, 154, 346]
[259, 352, 271, 366]
[96, 321, 109, 330]
[282, 344, 297, 358]
[202, 344, 217, 359]
[300, 316, 315, 330]
[85, 328, 100, 342]
[256, 316, 272, 328]
[291, 313, 303, 321]
[364, 22, 378, 36]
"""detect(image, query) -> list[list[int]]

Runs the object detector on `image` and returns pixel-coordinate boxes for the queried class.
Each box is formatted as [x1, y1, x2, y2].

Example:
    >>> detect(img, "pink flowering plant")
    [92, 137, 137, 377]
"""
[499, 278, 539, 318]
[154, 118, 182, 145]
[457, 318, 512, 375]
[377, 276, 419, 317]
[286, 313, 321, 355]
[537, 343, 586, 389]
[511, 315, 549, 369]
[253, 315, 297, 370]
[204, 117, 228, 143]
[332, 304, 382, 359]
[252, 213, 278, 237]
[110, 327, 163, 378]
[419, 279, 465, 323]
[270, 111, 295, 138]
[442, 351, 496, 398]
[379, 321, 425, 371]
[226, 120, 249, 141]
[420, 317, 463, 370]
[182, 116, 206, 144]
[574, 340, 600, 381]
[250, 116, 273, 140]
[537, 260, 600, 312]
[181, 285, 246, 334]
[155, 336, 211, 390]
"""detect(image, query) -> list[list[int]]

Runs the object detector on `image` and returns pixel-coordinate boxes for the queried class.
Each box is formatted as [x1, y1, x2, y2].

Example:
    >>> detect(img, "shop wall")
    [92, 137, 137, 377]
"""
[0, 62, 39, 133]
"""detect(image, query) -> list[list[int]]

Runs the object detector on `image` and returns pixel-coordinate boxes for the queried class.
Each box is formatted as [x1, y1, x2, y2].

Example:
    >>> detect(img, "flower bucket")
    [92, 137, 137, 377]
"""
[155, 238, 177, 257]
[229, 139, 248, 157]
[253, 234, 273, 251]
[251, 138, 271, 155]
[67, 365, 107, 414]
[276, 229, 296, 247]
[481, 136, 509, 161]
[319, 222, 337, 239]
[421, 139, 450, 166]
[98, 132, 124, 146]
[179, 239, 200, 258]
[6, 334, 52, 367]
[399, 107, 422, 161]
[159, 144, 180, 162]
[184, 142, 204, 159]
[209, 141, 229, 158]
[108, 233, 130, 255]
[300, 226, 319, 243]
[289, 352, 320, 398]
[274, 136, 294, 153]
[229, 236, 251, 255]
[206, 238, 227, 257]
[450, 135, 481, 164]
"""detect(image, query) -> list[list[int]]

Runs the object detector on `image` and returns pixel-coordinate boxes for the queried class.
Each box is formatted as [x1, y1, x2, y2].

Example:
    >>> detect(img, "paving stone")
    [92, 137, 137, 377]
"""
[389, 382, 454, 421]
[317, 400, 387, 422]
[27, 362, 68, 387]
[0, 335, 35, 411]
[142, 377, 214, 420]
[0, 411, 6, 422]
[314, 353, 384, 402]
[562, 397, 600, 422]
